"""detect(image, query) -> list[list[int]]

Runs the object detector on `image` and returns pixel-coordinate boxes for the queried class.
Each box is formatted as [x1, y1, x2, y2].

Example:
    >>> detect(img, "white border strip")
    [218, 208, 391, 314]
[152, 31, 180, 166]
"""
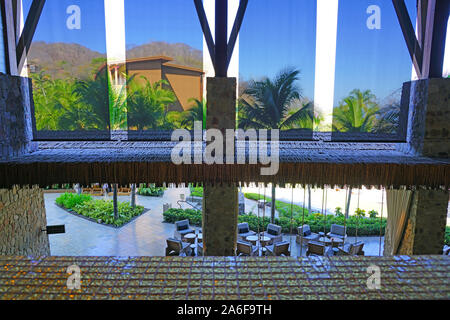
[313, 0, 339, 131]
[104, 0, 126, 65]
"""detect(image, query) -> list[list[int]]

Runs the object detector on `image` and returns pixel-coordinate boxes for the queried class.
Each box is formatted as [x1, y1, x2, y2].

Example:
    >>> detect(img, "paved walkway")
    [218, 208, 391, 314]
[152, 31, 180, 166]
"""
[45, 190, 384, 256]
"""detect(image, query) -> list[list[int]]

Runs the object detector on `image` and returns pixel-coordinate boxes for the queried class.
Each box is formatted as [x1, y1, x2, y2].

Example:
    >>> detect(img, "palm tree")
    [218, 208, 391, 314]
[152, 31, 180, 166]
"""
[30, 71, 71, 130]
[73, 69, 111, 130]
[127, 77, 176, 130]
[332, 89, 379, 133]
[238, 68, 313, 223]
[374, 103, 400, 134]
[285, 101, 322, 130]
[238, 68, 312, 130]
[181, 98, 206, 129]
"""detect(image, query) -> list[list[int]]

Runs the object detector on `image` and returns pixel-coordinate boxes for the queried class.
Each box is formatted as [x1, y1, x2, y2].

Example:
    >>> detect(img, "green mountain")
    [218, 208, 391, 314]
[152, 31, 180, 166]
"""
[27, 41, 203, 80]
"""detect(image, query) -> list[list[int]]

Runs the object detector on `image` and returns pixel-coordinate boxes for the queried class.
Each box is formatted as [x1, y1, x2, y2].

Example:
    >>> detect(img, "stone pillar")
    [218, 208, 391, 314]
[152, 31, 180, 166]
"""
[394, 189, 449, 255]
[385, 78, 449, 255]
[202, 77, 238, 256]
[0, 186, 50, 256]
[397, 78, 450, 157]
[0, 73, 37, 160]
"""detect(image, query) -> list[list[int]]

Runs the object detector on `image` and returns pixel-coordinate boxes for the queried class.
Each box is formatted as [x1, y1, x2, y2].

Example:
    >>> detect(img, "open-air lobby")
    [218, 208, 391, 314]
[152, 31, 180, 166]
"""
[0, 0, 449, 303]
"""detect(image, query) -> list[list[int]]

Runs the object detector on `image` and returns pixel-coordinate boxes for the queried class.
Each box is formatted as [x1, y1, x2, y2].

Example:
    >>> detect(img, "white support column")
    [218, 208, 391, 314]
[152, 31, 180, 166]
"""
[443, 16, 450, 77]
[313, 0, 339, 131]
[104, 0, 126, 66]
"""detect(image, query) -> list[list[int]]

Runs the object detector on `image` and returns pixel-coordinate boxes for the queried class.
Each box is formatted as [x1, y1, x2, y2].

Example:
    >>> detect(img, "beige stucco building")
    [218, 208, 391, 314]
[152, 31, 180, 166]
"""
[105, 56, 204, 112]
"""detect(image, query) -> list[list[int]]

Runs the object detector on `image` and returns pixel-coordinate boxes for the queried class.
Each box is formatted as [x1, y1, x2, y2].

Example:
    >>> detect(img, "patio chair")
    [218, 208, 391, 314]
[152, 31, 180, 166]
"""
[236, 240, 259, 256]
[237, 222, 256, 240]
[260, 223, 283, 244]
[337, 241, 365, 256]
[326, 224, 347, 241]
[296, 224, 319, 245]
[174, 219, 195, 240]
[443, 245, 450, 255]
[165, 238, 192, 256]
[306, 241, 333, 257]
[265, 241, 291, 256]
[197, 242, 204, 256]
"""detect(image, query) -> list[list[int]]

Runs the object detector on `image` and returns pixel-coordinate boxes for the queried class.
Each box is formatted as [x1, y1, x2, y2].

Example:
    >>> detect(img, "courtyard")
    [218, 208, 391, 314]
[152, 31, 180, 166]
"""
[44, 188, 385, 257]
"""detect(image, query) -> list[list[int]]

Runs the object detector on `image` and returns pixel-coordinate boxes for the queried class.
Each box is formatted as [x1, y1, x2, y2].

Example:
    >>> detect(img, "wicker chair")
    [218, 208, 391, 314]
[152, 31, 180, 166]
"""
[236, 240, 259, 256]
[266, 241, 290, 256]
[337, 241, 365, 256]
[165, 238, 192, 256]
[174, 219, 195, 240]
[237, 222, 256, 240]
[296, 225, 320, 245]
[306, 241, 333, 257]
[326, 224, 347, 241]
[260, 223, 283, 244]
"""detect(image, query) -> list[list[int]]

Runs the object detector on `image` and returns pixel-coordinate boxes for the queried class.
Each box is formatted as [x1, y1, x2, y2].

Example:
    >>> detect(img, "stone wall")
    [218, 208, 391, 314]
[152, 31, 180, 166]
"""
[396, 189, 448, 255]
[398, 78, 450, 158]
[0, 73, 37, 160]
[202, 77, 238, 256]
[0, 186, 50, 256]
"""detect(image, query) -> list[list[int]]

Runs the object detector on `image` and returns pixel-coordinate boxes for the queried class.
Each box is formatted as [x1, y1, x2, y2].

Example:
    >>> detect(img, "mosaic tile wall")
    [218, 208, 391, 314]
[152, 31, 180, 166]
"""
[0, 255, 448, 300]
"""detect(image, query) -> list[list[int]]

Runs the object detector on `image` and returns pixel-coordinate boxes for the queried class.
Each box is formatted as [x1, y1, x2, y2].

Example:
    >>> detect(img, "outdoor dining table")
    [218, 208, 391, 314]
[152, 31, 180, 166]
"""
[184, 233, 197, 244]
[246, 235, 271, 256]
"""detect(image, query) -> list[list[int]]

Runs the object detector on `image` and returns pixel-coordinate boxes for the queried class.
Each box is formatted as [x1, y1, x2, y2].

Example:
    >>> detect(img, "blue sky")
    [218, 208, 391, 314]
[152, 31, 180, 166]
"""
[26, 0, 417, 105]
[24, 0, 107, 53]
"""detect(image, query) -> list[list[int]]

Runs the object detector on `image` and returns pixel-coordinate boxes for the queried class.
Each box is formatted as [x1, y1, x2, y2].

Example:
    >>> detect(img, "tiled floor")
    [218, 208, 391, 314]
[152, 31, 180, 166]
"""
[44, 191, 384, 257]
[0, 255, 448, 300]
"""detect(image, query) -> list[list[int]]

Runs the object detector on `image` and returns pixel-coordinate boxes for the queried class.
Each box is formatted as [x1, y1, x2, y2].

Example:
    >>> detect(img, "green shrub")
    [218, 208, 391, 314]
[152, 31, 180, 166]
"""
[243, 193, 310, 218]
[55, 193, 92, 209]
[56, 193, 145, 227]
[189, 186, 204, 197]
[162, 207, 387, 236]
[335, 207, 344, 217]
[138, 187, 165, 197]
[355, 208, 366, 218]
[368, 210, 378, 218]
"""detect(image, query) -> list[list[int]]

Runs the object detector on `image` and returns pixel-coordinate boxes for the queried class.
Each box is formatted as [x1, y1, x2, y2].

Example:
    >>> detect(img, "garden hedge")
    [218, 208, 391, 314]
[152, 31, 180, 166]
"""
[163, 208, 387, 236]
[56, 193, 145, 227]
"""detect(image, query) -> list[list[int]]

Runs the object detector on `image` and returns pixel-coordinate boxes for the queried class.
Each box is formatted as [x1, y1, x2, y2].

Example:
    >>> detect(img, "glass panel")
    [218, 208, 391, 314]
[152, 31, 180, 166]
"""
[238, 0, 317, 140]
[331, 0, 416, 142]
[25, 0, 110, 140]
[124, 0, 204, 140]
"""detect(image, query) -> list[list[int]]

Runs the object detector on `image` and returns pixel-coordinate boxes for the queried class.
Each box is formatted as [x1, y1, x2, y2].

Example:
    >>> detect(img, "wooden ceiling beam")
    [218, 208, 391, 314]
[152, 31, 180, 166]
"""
[16, 0, 45, 74]
[393, 0, 424, 78]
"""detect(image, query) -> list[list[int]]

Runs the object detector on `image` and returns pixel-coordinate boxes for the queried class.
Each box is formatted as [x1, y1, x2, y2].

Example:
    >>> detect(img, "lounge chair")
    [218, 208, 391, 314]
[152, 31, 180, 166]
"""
[174, 219, 195, 240]
[236, 240, 259, 256]
[237, 222, 256, 240]
[165, 238, 192, 256]
[306, 241, 333, 257]
[326, 224, 347, 241]
[266, 241, 290, 256]
[337, 241, 365, 256]
[296, 225, 319, 245]
[260, 223, 283, 244]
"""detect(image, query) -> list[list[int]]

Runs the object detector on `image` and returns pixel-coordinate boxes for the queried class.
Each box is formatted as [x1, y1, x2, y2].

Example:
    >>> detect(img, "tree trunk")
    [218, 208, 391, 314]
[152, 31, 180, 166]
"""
[307, 185, 312, 214]
[131, 184, 136, 208]
[270, 185, 276, 223]
[345, 188, 352, 219]
[113, 184, 118, 220]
